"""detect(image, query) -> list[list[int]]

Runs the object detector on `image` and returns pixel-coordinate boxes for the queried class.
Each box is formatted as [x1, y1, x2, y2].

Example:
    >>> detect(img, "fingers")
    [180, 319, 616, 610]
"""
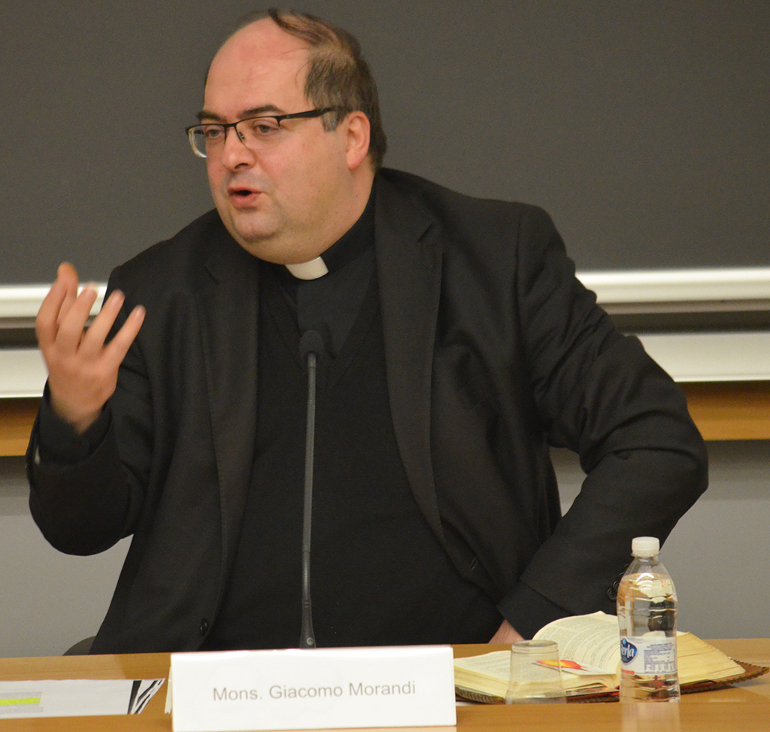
[38, 264, 132, 358]
[103, 305, 146, 367]
[37, 261, 146, 369]
[78, 289, 125, 358]
[38, 262, 147, 355]
[36, 263, 79, 350]
[37, 263, 98, 353]
[55, 286, 100, 355]
[56, 263, 80, 327]
[79, 290, 146, 362]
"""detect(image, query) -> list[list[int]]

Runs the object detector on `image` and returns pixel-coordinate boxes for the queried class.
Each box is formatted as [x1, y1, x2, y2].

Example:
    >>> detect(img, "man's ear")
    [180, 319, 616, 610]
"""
[344, 111, 371, 171]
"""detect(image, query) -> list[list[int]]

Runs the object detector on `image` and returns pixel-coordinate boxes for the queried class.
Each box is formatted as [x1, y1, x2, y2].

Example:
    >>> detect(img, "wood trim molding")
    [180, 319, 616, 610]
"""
[0, 398, 38, 457]
[680, 382, 770, 441]
[0, 382, 768, 457]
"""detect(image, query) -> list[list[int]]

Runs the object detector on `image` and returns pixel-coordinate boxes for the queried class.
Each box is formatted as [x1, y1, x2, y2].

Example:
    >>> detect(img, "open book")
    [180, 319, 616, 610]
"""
[454, 612, 761, 701]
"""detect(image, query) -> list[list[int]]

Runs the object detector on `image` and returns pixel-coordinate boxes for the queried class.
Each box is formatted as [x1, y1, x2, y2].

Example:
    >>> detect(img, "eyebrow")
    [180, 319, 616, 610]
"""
[196, 104, 284, 122]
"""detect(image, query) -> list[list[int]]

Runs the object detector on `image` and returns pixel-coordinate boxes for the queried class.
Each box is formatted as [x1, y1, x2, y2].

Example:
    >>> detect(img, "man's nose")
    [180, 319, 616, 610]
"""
[220, 125, 256, 170]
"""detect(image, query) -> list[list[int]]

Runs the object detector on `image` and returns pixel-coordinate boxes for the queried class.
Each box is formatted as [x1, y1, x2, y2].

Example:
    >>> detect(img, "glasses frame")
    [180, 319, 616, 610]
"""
[186, 107, 336, 158]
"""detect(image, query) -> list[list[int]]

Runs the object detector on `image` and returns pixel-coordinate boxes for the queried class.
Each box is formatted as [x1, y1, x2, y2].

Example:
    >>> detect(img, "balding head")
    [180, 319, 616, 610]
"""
[210, 9, 387, 169]
[206, 17, 310, 112]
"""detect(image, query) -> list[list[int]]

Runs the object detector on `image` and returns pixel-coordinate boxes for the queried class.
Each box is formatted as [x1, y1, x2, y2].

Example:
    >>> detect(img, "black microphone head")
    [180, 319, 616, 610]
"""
[299, 329, 326, 361]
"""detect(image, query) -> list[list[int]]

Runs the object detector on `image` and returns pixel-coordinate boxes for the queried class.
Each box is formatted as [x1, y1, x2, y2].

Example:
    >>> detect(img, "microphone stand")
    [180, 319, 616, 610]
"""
[299, 330, 324, 649]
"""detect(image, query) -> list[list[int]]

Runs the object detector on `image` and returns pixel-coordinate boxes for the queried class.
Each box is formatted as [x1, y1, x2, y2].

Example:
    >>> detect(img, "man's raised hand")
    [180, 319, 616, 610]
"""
[35, 263, 145, 434]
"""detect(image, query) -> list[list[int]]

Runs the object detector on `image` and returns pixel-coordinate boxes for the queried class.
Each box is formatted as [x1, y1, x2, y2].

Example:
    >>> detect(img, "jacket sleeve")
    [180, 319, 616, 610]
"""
[498, 206, 708, 627]
[27, 268, 153, 556]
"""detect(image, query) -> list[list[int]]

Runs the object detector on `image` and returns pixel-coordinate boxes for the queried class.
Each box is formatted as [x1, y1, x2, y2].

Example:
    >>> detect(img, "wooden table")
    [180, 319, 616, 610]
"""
[0, 640, 767, 731]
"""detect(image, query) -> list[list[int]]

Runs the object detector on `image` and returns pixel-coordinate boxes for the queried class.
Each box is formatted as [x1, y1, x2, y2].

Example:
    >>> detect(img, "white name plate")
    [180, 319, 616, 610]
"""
[170, 645, 456, 731]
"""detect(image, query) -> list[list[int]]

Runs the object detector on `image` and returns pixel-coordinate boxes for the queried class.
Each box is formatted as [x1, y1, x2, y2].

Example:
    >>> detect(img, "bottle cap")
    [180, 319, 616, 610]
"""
[631, 536, 660, 557]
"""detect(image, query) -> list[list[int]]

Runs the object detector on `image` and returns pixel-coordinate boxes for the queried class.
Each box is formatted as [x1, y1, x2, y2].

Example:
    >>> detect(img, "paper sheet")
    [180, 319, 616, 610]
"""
[0, 678, 164, 718]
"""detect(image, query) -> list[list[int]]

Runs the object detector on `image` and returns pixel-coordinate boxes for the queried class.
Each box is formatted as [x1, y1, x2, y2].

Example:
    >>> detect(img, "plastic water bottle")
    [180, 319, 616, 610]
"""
[617, 536, 680, 702]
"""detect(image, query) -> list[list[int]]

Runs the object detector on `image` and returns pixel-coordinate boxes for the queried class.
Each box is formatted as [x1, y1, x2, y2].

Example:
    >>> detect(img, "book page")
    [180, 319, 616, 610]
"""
[453, 650, 510, 679]
[453, 650, 613, 695]
[534, 611, 620, 673]
[677, 633, 744, 683]
[453, 651, 511, 698]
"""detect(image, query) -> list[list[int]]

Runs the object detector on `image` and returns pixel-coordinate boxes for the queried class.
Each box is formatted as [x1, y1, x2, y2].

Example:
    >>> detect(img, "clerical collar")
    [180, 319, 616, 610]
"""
[284, 187, 375, 280]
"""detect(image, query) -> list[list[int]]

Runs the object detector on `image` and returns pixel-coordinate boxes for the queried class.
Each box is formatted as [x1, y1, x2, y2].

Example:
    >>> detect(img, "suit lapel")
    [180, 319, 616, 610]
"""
[374, 175, 446, 544]
[196, 228, 261, 577]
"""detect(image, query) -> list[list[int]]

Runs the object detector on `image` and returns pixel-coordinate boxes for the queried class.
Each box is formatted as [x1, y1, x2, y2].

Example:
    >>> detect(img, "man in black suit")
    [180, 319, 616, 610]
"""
[28, 9, 707, 653]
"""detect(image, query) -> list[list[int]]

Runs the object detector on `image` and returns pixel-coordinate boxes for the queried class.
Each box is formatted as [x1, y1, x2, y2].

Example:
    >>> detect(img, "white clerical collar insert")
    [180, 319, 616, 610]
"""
[285, 257, 329, 280]
[167, 645, 456, 731]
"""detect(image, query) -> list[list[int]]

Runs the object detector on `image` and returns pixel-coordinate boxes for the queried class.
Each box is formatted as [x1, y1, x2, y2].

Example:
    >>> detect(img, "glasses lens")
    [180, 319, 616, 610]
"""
[240, 117, 283, 148]
[187, 115, 297, 158]
[189, 127, 208, 158]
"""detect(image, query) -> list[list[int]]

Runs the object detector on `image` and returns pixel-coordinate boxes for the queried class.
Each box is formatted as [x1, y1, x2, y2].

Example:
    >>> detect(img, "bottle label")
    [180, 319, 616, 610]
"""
[620, 637, 677, 675]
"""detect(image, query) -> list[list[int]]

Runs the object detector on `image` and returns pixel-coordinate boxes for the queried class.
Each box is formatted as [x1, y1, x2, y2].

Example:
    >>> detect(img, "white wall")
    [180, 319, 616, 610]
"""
[0, 456, 128, 657]
[0, 441, 768, 657]
[553, 441, 770, 639]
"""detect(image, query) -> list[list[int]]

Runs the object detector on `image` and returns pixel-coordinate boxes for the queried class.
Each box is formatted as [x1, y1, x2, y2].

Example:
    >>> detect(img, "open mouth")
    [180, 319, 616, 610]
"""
[227, 186, 261, 206]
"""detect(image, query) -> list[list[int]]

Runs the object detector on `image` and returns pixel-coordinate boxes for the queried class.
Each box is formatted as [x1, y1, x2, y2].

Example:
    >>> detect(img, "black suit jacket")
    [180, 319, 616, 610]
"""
[28, 169, 707, 653]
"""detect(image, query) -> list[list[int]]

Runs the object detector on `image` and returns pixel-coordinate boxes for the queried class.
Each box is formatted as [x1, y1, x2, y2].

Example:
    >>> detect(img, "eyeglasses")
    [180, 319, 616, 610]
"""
[186, 107, 335, 158]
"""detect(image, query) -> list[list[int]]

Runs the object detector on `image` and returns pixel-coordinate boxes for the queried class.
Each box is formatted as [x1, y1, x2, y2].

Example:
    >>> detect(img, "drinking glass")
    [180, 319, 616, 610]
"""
[505, 639, 566, 704]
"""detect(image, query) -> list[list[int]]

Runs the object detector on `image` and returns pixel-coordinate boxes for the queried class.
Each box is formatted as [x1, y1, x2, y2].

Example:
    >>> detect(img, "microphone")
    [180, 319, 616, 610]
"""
[299, 329, 326, 365]
[298, 329, 326, 649]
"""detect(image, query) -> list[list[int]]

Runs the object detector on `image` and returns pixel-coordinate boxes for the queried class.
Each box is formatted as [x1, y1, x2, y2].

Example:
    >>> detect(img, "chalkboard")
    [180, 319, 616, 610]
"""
[2, 1, 768, 284]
